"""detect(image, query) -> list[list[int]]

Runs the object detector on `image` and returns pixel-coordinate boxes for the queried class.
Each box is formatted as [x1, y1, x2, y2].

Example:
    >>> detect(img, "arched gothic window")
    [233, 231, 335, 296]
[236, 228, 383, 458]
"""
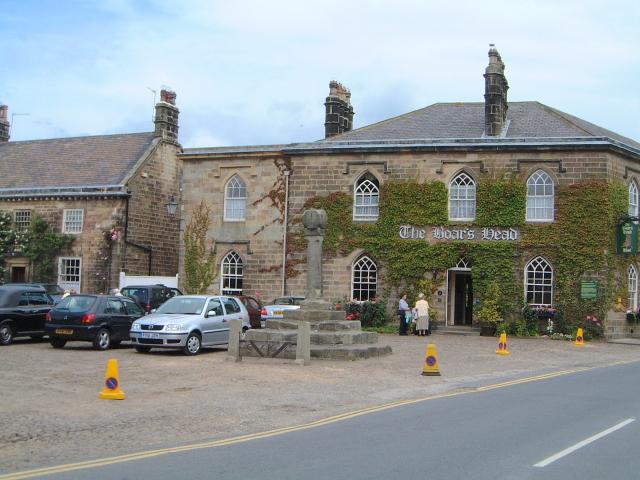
[224, 175, 247, 221]
[526, 170, 554, 222]
[455, 257, 470, 269]
[220, 251, 243, 295]
[629, 181, 638, 219]
[629, 265, 638, 312]
[525, 257, 553, 306]
[353, 173, 380, 220]
[449, 173, 476, 221]
[351, 255, 377, 301]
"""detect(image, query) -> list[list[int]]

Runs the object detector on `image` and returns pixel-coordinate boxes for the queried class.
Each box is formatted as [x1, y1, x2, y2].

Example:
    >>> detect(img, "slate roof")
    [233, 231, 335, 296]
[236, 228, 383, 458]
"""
[321, 101, 640, 150]
[0, 132, 156, 191]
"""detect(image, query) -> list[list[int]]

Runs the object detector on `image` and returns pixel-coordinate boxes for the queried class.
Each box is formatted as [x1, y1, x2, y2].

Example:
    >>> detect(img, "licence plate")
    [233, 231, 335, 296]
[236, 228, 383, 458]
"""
[55, 328, 73, 335]
[273, 310, 283, 316]
[141, 332, 160, 338]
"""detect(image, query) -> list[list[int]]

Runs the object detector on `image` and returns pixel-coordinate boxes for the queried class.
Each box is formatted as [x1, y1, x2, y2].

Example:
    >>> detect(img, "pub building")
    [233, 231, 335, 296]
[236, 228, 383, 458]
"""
[180, 47, 640, 339]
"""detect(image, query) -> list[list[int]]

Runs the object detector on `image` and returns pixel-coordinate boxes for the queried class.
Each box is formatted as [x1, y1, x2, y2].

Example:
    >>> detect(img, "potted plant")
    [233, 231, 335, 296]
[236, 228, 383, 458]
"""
[475, 281, 503, 336]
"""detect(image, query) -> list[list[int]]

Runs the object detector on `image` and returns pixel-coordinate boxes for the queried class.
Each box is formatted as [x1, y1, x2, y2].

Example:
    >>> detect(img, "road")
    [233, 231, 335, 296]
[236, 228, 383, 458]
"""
[4, 361, 640, 480]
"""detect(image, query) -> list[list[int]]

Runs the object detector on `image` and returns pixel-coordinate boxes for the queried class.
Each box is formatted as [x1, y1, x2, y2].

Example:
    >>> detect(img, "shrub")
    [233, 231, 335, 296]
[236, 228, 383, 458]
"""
[345, 300, 388, 327]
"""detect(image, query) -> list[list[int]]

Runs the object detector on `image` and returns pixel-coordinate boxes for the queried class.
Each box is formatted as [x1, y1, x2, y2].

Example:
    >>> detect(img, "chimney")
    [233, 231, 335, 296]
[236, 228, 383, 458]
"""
[154, 89, 180, 144]
[483, 45, 509, 136]
[0, 105, 10, 142]
[324, 81, 354, 138]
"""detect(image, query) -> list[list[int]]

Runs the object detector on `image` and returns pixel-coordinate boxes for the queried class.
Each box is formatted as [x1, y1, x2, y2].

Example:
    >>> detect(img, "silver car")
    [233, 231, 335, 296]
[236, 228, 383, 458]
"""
[130, 295, 250, 355]
[260, 296, 305, 327]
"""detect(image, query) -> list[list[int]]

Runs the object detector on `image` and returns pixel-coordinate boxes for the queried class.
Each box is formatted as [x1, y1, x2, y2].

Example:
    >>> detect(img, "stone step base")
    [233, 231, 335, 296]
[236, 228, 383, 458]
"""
[266, 319, 361, 331]
[311, 344, 393, 360]
[245, 328, 380, 345]
[434, 326, 480, 336]
[283, 309, 347, 322]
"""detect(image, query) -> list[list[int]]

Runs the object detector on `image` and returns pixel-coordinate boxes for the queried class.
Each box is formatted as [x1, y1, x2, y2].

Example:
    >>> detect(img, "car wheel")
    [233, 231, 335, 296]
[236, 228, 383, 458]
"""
[50, 337, 67, 349]
[183, 332, 201, 356]
[135, 346, 151, 353]
[93, 328, 111, 350]
[0, 323, 14, 346]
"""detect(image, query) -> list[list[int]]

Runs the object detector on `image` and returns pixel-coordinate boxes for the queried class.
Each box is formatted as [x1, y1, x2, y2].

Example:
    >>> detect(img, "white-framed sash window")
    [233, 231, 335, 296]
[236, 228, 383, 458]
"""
[629, 181, 639, 219]
[224, 175, 247, 221]
[526, 170, 554, 222]
[629, 264, 638, 311]
[63, 209, 84, 234]
[353, 175, 380, 221]
[58, 257, 82, 292]
[14, 210, 31, 232]
[449, 173, 476, 221]
[220, 251, 243, 295]
[525, 256, 553, 306]
[351, 255, 377, 301]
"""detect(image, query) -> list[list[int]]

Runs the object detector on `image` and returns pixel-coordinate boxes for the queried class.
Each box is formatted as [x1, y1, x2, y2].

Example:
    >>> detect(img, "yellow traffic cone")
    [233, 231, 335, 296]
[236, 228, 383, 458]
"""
[495, 332, 510, 355]
[421, 343, 441, 376]
[99, 359, 126, 400]
[575, 328, 585, 347]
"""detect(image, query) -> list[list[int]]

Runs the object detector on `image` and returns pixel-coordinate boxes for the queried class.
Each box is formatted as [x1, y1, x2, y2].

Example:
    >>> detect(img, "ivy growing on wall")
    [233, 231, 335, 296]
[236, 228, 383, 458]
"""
[287, 175, 629, 335]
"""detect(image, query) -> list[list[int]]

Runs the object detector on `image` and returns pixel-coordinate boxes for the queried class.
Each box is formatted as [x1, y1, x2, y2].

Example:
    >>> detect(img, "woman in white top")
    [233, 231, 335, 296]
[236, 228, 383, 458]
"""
[414, 293, 430, 336]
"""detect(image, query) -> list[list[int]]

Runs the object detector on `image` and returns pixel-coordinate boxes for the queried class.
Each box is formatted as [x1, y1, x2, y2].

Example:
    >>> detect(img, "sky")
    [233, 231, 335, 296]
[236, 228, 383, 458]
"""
[1, 0, 639, 148]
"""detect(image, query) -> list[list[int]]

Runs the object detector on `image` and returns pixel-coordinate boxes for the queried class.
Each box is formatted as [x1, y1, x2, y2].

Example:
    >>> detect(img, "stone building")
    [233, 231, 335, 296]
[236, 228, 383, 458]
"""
[0, 90, 181, 293]
[181, 47, 640, 339]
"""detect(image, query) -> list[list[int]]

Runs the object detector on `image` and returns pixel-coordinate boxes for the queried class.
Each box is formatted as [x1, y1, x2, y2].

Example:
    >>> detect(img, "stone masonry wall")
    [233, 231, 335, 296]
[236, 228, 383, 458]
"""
[182, 147, 628, 325]
[0, 198, 126, 293]
[125, 141, 181, 277]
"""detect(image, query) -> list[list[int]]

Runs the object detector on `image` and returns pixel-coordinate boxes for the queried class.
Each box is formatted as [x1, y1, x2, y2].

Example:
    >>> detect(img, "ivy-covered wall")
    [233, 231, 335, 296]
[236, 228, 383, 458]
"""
[292, 175, 629, 334]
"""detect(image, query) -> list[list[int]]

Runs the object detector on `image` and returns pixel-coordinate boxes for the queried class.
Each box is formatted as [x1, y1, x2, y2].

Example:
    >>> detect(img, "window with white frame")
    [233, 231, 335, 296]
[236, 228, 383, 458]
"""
[629, 181, 639, 219]
[449, 173, 476, 221]
[14, 210, 31, 232]
[58, 257, 81, 292]
[224, 175, 246, 221]
[353, 174, 379, 221]
[63, 209, 84, 234]
[525, 256, 553, 306]
[526, 170, 554, 222]
[351, 255, 377, 301]
[629, 265, 638, 312]
[220, 251, 243, 294]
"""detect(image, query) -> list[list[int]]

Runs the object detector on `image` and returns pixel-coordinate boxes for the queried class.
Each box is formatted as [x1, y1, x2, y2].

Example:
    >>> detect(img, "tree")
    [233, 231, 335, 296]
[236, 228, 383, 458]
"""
[183, 201, 217, 294]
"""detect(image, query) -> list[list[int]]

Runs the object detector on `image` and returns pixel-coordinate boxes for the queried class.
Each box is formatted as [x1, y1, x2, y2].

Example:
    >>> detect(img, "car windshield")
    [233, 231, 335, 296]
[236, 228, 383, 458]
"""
[121, 288, 149, 303]
[272, 297, 304, 305]
[44, 285, 64, 295]
[155, 297, 205, 315]
[55, 295, 96, 312]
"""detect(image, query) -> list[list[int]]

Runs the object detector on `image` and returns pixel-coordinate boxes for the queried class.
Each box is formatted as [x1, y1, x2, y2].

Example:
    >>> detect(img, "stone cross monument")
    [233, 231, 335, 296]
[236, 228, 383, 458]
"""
[301, 209, 331, 310]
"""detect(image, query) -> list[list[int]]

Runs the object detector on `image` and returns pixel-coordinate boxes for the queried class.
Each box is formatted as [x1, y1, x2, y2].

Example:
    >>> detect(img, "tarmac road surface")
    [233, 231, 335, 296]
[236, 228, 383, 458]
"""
[5, 360, 640, 480]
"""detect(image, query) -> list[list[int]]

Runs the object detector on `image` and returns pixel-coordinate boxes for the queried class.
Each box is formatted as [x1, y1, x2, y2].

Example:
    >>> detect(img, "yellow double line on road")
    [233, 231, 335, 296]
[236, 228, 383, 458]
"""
[2, 360, 638, 480]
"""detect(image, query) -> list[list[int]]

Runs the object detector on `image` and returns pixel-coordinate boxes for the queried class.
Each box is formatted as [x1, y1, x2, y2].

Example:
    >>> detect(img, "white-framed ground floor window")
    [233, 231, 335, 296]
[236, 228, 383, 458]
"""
[220, 251, 243, 295]
[58, 257, 82, 292]
[525, 256, 553, 306]
[351, 255, 377, 301]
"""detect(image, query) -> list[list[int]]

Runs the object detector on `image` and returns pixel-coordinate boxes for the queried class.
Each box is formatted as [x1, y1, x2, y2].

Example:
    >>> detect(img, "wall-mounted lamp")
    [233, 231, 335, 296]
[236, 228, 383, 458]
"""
[165, 195, 178, 217]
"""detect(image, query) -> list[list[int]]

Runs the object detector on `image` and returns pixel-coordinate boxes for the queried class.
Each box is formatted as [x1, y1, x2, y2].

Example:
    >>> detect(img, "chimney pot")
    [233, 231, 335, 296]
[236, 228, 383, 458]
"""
[0, 105, 10, 142]
[154, 90, 180, 144]
[324, 81, 354, 138]
[483, 45, 509, 136]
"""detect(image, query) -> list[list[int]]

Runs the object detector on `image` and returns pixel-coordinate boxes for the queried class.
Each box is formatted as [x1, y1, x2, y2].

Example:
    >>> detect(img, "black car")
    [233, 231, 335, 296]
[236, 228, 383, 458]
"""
[4, 283, 66, 304]
[121, 284, 183, 313]
[0, 285, 54, 345]
[45, 294, 146, 350]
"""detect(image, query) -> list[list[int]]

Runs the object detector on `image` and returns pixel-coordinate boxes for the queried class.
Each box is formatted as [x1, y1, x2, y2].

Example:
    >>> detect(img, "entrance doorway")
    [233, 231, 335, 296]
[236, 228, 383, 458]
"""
[11, 266, 26, 283]
[447, 270, 473, 326]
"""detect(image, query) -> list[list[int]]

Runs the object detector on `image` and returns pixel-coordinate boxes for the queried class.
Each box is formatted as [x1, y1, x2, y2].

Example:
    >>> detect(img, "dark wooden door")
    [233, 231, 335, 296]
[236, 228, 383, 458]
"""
[454, 273, 473, 325]
[11, 266, 26, 283]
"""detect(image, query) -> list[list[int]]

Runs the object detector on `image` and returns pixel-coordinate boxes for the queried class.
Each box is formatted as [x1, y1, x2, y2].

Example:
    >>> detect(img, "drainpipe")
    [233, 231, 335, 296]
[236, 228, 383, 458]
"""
[281, 170, 290, 296]
[123, 196, 153, 275]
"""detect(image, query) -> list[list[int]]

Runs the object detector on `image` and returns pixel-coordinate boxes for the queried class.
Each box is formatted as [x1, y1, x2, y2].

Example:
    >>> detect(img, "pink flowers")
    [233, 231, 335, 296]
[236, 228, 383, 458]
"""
[110, 228, 119, 242]
[586, 315, 601, 326]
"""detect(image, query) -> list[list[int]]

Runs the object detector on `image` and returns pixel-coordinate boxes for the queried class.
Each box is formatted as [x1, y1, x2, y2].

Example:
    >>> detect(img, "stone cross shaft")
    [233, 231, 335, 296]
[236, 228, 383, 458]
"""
[302, 209, 328, 308]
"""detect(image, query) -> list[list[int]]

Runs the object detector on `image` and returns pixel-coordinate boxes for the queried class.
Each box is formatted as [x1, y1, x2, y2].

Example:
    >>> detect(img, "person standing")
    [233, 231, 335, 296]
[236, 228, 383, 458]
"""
[398, 293, 410, 335]
[414, 293, 430, 336]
